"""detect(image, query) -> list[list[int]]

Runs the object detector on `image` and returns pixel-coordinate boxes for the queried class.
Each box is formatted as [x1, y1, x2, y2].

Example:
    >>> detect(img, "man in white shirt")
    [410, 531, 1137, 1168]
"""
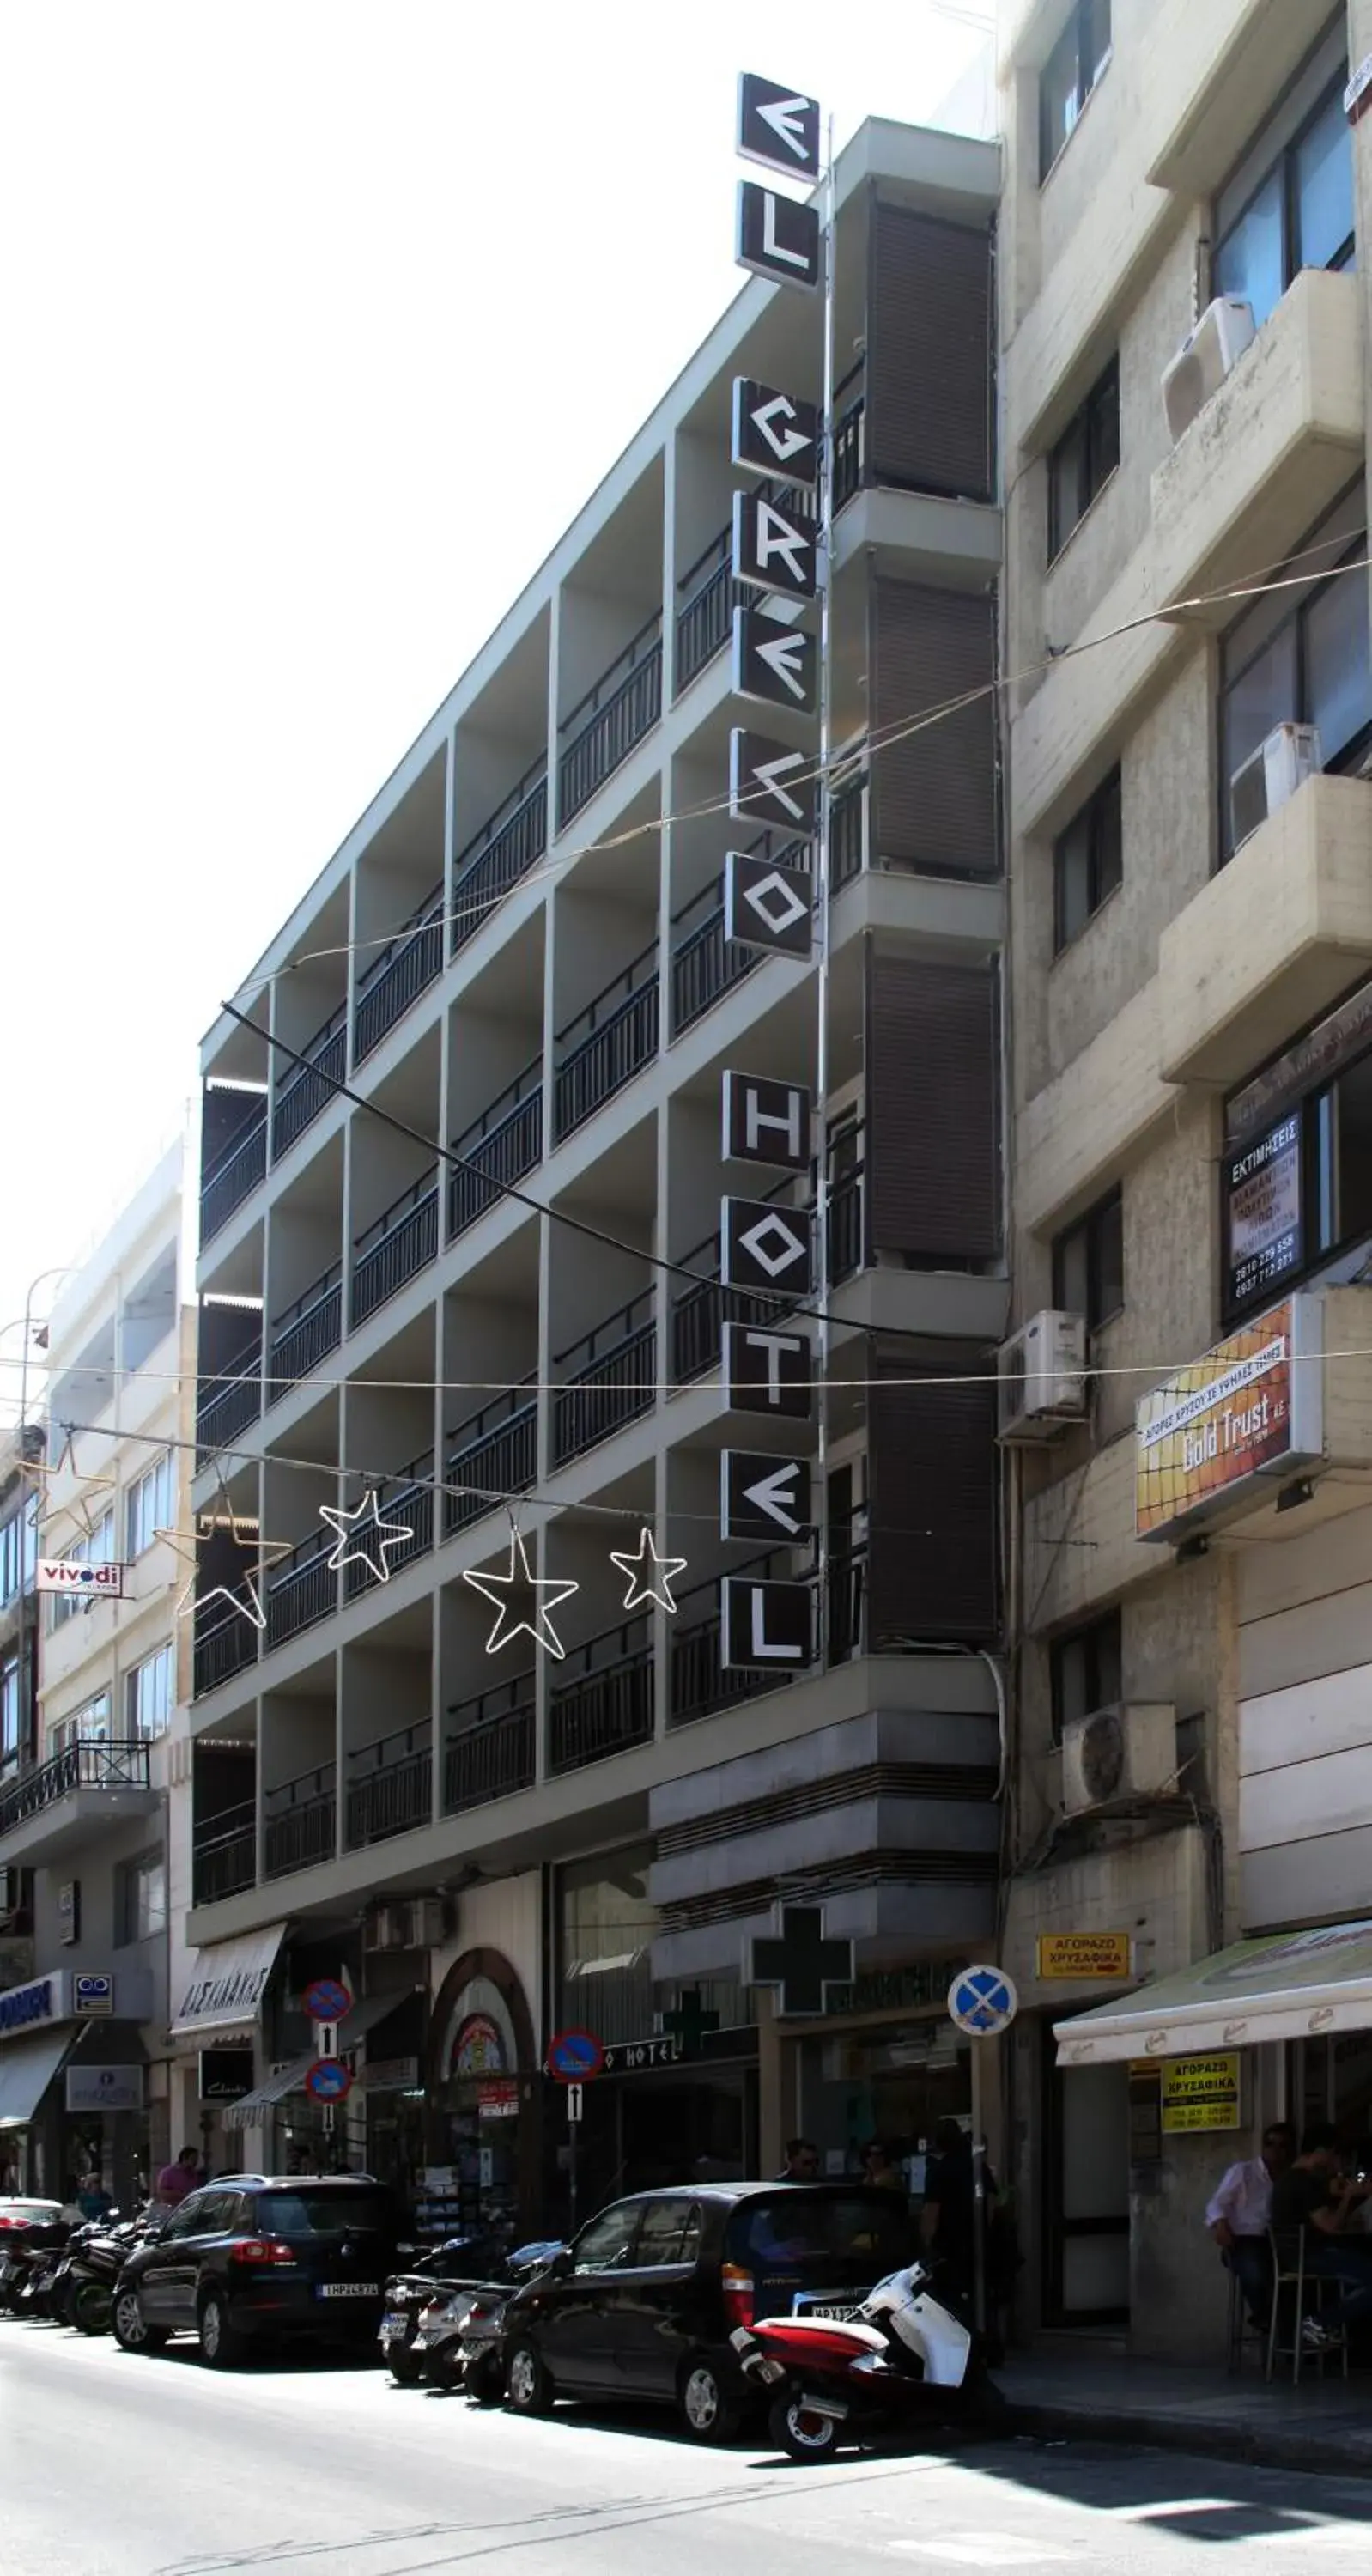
[1206, 2121, 1296, 2323]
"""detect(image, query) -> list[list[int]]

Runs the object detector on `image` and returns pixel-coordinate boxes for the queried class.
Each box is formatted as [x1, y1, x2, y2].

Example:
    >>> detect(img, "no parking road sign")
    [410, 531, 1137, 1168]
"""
[947, 1965, 1018, 2038]
[546, 2028, 604, 2083]
[304, 2058, 353, 2104]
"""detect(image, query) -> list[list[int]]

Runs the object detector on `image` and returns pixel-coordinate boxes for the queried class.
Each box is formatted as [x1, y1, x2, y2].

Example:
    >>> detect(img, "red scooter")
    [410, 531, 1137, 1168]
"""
[731, 2259, 1005, 2462]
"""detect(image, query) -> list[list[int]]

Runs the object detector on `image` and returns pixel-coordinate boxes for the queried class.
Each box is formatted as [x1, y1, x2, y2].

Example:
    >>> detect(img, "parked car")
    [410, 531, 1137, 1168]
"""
[501, 2181, 914, 2440]
[112, 2175, 404, 2367]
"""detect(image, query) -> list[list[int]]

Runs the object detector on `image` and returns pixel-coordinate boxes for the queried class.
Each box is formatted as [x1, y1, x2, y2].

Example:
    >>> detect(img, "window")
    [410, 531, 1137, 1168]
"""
[1052, 1186, 1124, 1331]
[1047, 359, 1119, 562]
[47, 1510, 116, 1629]
[1214, 44, 1353, 332]
[47, 1692, 110, 1759]
[125, 1642, 174, 1741]
[1219, 484, 1370, 858]
[0, 1657, 20, 1771]
[573, 2201, 642, 2274]
[125, 1453, 174, 1559]
[1051, 1610, 1123, 1745]
[634, 2198, 701, 2269]
[1040, 0, 1112, 180]
[1053, 769, 1122, 950]
[117, 1849, 167, 1947]
[0, 1499, 35, 1607]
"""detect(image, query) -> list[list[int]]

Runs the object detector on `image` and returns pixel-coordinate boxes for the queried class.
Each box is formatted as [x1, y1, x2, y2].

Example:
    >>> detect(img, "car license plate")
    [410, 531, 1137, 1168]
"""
[317, 2282, 379, 2299]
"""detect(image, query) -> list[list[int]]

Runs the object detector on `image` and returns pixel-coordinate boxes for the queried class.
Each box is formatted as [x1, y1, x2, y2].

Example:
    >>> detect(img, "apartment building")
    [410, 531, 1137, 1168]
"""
[0, 1426, 41, 2019]
[998, 0, 1372, 2353]
[0, 1145, 195, 2202]
[183, 112, 1008, 2232]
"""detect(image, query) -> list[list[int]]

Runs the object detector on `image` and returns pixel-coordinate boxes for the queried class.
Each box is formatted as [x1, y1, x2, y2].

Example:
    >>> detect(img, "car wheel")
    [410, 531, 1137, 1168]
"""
[678, 2357, 741, 2444]
[504, 2341, 554, 2416]
[768, 2389, 841, 2463]
[70, 2280, 113, 2337]
[197, 2288, 246, 2370]
[112, 2287, 168, 2354]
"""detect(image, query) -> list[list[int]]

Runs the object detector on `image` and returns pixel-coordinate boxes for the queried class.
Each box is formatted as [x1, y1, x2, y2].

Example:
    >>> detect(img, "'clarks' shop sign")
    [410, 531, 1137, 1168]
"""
[1135, 1296, 1323, 1543]
[0, 1971, 119, 2038]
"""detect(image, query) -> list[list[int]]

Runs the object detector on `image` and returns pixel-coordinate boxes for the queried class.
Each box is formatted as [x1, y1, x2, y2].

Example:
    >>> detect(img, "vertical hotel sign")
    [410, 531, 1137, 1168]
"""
[1135, 1295, 1323, 1542]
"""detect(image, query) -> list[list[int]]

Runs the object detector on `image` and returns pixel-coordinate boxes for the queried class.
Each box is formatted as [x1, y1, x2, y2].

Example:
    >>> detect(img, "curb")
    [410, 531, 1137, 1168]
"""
[1005, 2398, 1372, 2482]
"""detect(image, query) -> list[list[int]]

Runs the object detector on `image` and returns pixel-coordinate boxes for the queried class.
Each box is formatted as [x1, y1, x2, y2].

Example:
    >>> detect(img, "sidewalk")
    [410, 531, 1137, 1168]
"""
[1000, 2342, 1372, 2477]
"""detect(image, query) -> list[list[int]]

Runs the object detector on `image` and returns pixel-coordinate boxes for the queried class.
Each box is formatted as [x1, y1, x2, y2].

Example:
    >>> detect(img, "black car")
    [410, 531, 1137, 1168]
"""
[112, 2175, 403, 2367]
[501, 2181, 913, 2440]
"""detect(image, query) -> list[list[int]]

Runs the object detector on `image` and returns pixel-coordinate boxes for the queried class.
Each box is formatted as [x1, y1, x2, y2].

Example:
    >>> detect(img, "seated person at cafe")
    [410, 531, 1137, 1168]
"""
[1205, 2120, 1295, 2323]
[1271, 2124, 1372, 2341]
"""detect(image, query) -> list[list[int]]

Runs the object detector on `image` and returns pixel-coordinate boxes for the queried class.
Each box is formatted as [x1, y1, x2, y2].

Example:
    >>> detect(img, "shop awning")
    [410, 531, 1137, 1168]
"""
[1055, 1917, 1372, 2067]
[0, 2029, 74, 2130]
[222, 1994, 407, 2129]
[170, 1923, 288, 2041]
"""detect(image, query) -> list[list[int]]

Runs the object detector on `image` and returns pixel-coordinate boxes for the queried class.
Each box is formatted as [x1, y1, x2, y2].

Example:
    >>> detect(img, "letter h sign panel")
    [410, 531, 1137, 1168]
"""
[722, 1072, 811, 1171]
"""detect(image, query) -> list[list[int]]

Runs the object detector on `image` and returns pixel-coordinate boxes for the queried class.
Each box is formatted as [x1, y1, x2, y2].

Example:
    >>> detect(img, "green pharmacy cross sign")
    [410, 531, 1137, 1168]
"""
[662, 1989, 721, 2057]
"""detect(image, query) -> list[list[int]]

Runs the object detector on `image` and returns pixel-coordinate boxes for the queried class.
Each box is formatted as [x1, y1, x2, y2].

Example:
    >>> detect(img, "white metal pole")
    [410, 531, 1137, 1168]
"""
[813, 112, 837, 1649]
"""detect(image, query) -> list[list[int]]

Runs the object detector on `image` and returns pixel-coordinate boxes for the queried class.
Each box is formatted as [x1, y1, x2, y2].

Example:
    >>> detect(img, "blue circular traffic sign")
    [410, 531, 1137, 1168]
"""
[304, 2057, 353, 2103]
[948, 1965, 1018, 2038]
[546, 2027, 604, 2082]
[303, 1978, 353, 2024]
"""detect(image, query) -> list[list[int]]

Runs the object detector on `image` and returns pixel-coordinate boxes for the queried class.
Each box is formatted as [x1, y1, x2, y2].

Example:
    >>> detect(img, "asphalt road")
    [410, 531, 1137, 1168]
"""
[5, 2325, 1372, 2575]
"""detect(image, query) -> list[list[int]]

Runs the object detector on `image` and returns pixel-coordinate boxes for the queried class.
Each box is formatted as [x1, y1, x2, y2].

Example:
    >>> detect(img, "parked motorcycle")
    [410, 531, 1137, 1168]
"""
[387, 2240, 561, 2393]
[64, 2210, 160, 2336]
[730, 2260, 1005, 2463]
[0, 2215, 71, 2317]
[379, 2233, 513, 2386]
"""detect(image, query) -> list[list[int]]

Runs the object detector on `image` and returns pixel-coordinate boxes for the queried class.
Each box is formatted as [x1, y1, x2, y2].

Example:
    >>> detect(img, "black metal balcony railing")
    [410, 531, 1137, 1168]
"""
[447, 1059, 543, 1240]
[670, 1230, 789, 1385]
[191, 1801, 256, 1905]
[0, 1738, 151, 1840]
[270, 1005, 348, 1162]
[353, 880, 445, 1063]
[195, 1340, 263, 1456]
[549, 1614, 654, 1775]
[200, 1115, 267, 1243]
[558, 615, 663, 826]
[265, 1528, 337, 1649]
[350, 1170, 440, 1327]
[444, 1377, 538, 1535]
[193, 1589, 260, 1697]
[828, 1540, 867, 1663]
[269, 1263, 343, 1397]
[829, 770, 867, 890]
[554, 945, 659, 1141]
[674, 528, 744, 696]
[833, 389, 866, 514]
[343, 1455, 434, 1600]
[451, 762, 549, 958]
[445, 1679, 537, 1812]
[346, 1720, 433, 1849]
[553, 1293, 656, 1466]
[264, 1764, 337, 1879]
[828, 1156, 865, 1283]
[669, 833, 810, 1036]
[671, 1547, 804, 1728]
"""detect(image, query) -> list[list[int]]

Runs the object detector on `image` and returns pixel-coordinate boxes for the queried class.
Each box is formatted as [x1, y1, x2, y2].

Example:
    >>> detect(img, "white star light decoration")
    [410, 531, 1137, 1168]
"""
[464, 1527, 579, 1661]
[318, 1490, 413, 1582]
[610, 1527, 687, 1614]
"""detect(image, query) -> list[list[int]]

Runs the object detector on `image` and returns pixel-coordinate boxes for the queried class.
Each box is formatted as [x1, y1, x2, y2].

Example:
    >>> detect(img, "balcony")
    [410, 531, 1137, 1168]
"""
[671, 1233, 787, 1385]
[269, 1262, 343, 1399]
[270, 1005, 348, 1162]
[445, 1677, 537, 1813]
[350, 1170, 439, 1327]
[554, 943, 659, 1141]
[549, 1614, 654, 1775]
[1152, 270, 1363, 628]
[557, 617, 663, 827]
[264, 1764, 337, 1878]
[669, 872, 756, 1035]
[670, 1557, 784, 1728]
[192, 1801, 256, 1905]
[196, 1340, 263, 1459]
[552, 1292, 656, 1467]
[674, 529, 744, 696]
[200, 1116, 267, 1244]
[447, 1060, 543, 1241]
[193, 1586, 260, 1698]
[265, 1528, 337, 1650]
[444, 1381, 537, 1535]
[1159, 775, 1372, 1087]
[353, 881, 445, 1063]
[0, 1738, 155, 1864]
[451, 762, 549, 958]
[346, 1721, 432, 1849]
[343, 1453, 434, 1601]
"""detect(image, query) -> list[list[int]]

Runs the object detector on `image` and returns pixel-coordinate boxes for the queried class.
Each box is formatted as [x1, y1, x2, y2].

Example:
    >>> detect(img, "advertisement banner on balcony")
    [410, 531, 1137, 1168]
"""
[1135, 1295, 1323, 1542]
[36, 1558, 125, 1599]
[1223, 1111, 1302, 1311]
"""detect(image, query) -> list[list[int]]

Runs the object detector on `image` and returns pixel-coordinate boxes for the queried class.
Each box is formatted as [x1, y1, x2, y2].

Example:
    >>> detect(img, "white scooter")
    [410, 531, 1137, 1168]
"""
[730, 2260, 1005, 2462]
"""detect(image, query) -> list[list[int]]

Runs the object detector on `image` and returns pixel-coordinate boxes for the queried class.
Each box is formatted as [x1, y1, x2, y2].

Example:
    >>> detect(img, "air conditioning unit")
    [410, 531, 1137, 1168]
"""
[1062, 1704, 1177, 1816]
[1161, 295, 1256, 444]
[1229, 722, 1321, 852]
[998, 1310, 1089, 1443]
[365, 1897, 449, 1953]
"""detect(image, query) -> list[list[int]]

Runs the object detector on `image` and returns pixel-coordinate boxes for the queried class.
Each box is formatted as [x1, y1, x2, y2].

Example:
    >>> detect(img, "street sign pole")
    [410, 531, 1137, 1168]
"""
[970, 2042, 987, 2340]
[947, 1965, 1019, 2346]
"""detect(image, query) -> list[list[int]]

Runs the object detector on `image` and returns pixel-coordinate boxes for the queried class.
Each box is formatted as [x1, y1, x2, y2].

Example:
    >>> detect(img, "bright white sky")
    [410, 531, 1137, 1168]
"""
[0, 0, 989, 1375]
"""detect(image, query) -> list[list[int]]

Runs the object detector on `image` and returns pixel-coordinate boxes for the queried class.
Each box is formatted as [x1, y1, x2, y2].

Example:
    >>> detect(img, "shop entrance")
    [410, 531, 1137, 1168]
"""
[1043, 2034, 1130, 2326]
[548, 2060, 757, 2234]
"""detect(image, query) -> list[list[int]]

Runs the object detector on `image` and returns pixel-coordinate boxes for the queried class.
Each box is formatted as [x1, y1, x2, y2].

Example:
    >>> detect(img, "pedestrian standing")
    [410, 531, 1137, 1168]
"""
[155, 2145, 202, 2208]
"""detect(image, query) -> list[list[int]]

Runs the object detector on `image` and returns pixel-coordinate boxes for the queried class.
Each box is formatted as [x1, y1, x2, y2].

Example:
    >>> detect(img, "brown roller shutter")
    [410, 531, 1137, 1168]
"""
[866, 1342, 999, 1648]
[866, 200, 993, 501]
[865, 948, 999, 1261]
[869, 577, 998, 877]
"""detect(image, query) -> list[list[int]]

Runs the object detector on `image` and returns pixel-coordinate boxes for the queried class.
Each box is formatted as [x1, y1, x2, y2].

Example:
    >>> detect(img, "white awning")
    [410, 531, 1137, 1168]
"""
[0, 2029, 75, 2129]
[170, 1923, 288, 2039]
[1055, 1917, 1372, 2067]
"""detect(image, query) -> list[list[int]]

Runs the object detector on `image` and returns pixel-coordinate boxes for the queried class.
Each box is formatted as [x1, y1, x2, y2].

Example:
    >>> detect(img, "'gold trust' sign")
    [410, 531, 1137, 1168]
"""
[1135, 1295, 1323, 1543]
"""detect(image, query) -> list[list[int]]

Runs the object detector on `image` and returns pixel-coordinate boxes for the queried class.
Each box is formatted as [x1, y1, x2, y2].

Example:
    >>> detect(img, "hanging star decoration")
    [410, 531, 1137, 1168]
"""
[609, 1527, 687, 1615]
[463, 1525, 579, 1661]
[318, 1489, 413, 1583]
[157, 1505, 294, 1634]
[21, 1429, 118, 1549]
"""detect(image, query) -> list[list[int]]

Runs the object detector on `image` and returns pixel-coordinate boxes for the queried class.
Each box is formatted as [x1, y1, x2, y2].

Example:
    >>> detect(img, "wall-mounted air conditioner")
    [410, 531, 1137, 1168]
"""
[1229, 722, 1321, 853]
[1062, 1704, 1177, 1816]
[1161, 295, 1255, 445]
[365, 1897, 449, 1953]
[998, 1310, 1088, 1444]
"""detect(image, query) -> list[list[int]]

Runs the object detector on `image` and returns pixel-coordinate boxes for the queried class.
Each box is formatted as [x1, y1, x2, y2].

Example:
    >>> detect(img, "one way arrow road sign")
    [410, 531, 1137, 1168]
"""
[721, 1451, 813, 1542]
[738, 74, 822, 181]
[732, 380, 819, 489]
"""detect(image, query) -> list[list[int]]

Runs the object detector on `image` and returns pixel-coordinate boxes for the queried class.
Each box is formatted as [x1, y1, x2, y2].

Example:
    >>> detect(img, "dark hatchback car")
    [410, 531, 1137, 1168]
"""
[112, 2176, 403, 2367]
[501, 2181, 912, 2439]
